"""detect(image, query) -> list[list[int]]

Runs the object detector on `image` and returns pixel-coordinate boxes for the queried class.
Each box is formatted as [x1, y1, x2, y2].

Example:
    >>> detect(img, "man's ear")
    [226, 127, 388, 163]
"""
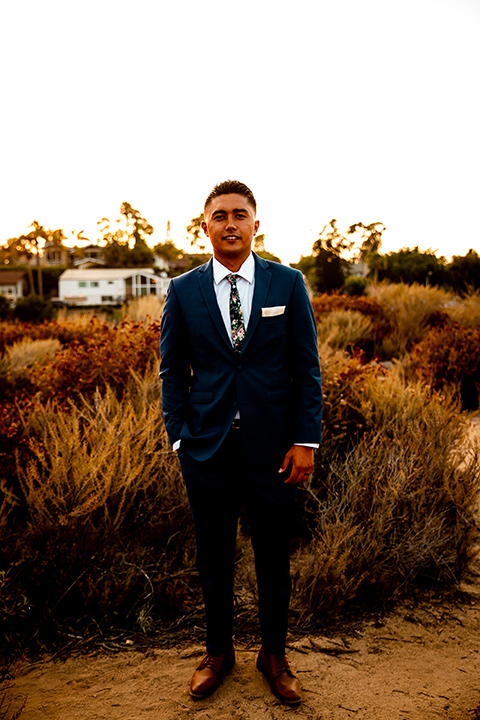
[201, 220, 209, 237]
[254, 220, 260, 234]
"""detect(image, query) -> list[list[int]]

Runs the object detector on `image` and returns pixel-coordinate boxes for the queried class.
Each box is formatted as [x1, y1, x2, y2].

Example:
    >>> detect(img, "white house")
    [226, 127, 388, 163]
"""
[58, 268, 170, 306]
[0, 270, 27, 303]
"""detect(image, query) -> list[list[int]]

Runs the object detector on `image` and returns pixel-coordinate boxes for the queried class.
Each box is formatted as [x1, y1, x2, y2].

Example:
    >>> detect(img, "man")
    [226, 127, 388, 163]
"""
[160, 180, 322, 704]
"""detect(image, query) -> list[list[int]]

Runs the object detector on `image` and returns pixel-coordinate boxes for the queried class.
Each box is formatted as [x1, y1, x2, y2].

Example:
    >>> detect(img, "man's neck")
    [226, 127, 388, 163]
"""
[213, 252, 252, 273]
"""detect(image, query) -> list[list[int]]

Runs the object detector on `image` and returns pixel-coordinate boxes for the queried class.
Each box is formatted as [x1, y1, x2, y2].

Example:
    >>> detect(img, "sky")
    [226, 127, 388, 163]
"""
[0, 0, 479, 265]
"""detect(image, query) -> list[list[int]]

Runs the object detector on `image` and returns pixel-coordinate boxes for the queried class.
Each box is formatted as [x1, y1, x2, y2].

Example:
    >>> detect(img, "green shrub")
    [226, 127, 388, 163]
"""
[0, 296, 10, 321]
[343, 276, 367, 296]
[13, 296, 56, 324]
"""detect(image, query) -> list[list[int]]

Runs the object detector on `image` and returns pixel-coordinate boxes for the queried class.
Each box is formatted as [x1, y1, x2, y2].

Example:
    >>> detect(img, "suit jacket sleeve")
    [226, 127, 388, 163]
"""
[159, 279, 191, 446]
[288, 271, 323, 445]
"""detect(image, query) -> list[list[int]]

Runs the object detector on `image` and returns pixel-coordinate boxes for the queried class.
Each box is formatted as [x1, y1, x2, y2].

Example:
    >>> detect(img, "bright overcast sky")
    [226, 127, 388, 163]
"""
[1, 0, 479, 264]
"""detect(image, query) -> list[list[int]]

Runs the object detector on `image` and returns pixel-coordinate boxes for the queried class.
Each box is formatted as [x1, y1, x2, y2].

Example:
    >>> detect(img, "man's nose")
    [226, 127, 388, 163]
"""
[225, 216, 237, 229]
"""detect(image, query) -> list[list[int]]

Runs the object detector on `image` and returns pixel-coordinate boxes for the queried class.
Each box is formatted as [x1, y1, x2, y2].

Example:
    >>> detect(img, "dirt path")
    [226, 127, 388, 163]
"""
[5, 598, 480, 720]
[5, 416, 480, 720]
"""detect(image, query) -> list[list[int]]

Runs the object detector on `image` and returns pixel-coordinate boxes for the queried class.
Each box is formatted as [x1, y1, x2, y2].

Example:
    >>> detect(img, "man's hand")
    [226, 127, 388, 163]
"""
[278, 445, 314, 484]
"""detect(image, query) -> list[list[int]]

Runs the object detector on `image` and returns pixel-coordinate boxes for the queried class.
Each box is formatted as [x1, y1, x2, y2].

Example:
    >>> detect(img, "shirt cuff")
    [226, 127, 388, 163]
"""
[172, 439, 181, 452]
[294, 443, 319, 449]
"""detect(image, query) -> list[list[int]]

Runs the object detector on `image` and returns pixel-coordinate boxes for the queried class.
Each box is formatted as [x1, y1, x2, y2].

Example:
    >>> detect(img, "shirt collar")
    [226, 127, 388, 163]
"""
[213, 252, 255, 286]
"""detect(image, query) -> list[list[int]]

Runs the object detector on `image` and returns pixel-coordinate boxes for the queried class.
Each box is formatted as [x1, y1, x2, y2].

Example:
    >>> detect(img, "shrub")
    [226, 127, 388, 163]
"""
[0, 308, 478, 652]
[446, 291, 480, 328]
[343, 276, 367, 296]
[312, 294, 390, 359]
[0, 296, 10, 321]
[367, 282, 451, 358]
[293, 364, 479, 621]
[1, 338, 62, 375]
[311, 293, 386, 323]
[317, 310, 374, 353]
[405, 324, 480, 409]
[1, 367, 196, 649]
[13, 296, 56, 324]
[123, 296, 164, 324]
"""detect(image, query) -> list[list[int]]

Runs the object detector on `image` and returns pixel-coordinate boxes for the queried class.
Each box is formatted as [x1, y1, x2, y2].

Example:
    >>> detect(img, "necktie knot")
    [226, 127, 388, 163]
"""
[227, 274, 245, 354]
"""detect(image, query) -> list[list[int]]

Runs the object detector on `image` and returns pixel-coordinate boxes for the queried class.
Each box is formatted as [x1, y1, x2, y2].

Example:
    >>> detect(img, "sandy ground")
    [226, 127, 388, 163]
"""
[4, 415, 480, 720]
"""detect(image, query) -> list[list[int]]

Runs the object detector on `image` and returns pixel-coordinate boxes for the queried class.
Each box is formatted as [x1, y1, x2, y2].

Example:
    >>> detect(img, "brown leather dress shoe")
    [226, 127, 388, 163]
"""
[256, 646, 302, 705]
[189, 647, 235, 699]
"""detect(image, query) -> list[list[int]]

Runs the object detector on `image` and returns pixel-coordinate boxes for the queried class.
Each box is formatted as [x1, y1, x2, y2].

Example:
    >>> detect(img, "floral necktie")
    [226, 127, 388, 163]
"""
[227, 274, 245, 354]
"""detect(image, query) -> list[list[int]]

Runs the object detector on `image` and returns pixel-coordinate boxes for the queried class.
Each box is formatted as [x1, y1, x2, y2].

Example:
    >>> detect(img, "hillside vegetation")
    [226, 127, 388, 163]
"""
[0, 287, 479, 655]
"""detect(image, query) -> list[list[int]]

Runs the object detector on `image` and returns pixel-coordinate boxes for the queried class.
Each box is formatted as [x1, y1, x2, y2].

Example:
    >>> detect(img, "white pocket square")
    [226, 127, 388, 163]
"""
[262, 306, 286, 317]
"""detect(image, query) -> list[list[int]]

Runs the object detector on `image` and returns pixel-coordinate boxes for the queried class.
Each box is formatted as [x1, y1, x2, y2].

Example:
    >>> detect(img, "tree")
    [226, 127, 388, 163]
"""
[98, 204, 154, 267]
[378, 247, 447, 286]
[291, 254, 317, 292]
[0, 222, 52, 296]
[153, 240, 184, 263]
[448, 249, 480, 293]
[310, 219, 353, 293]
[347, 221, 385, 259]
[254, 234, 282, 263]
[186, 213, 205, 251]
[347, 221, 385, 282]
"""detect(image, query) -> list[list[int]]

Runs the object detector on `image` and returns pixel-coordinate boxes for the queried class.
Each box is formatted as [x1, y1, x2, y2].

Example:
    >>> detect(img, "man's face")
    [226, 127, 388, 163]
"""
[202, 193, 260, 270]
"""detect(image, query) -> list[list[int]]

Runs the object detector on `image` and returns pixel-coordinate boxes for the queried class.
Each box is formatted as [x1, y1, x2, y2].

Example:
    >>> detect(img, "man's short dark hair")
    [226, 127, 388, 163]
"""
[204, 180, 257, 214]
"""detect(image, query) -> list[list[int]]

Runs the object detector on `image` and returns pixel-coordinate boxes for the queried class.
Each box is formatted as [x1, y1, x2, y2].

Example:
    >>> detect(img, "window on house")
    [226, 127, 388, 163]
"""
[102, 296, 114, 302]
[79, 282, 87, 288]
[90, 281, 99, 287]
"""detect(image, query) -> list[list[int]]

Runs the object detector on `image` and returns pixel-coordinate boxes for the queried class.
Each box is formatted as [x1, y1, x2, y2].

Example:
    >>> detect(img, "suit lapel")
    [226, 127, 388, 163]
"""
[242, 253, 271, 354]
[197, 254, 272, 355]
[197, 260, 232, 350]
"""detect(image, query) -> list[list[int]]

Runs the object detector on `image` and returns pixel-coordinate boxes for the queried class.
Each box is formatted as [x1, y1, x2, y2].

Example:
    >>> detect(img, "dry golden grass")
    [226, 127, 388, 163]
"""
[293, 359, 479, 621]
[17, 364, 179, 532]
[317, 310, 374, 351]
[447, 291, 480, 327]
[367, 282, 450, 357]
[55, 307, 110, 324]
[1, 364, 195, 645]
[122, 295, 164, 324]
[1, 338, 62, 374]
[1, 290, 479, 650]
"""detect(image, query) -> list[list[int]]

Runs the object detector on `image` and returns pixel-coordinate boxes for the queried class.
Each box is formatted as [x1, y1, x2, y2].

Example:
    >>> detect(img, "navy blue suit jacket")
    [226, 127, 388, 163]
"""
[160, 253, 323, 466]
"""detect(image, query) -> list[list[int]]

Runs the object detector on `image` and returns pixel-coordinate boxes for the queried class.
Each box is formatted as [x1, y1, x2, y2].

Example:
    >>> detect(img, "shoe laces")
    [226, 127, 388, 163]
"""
[197, 654, 223, 673]
[270, 654, 294, 680]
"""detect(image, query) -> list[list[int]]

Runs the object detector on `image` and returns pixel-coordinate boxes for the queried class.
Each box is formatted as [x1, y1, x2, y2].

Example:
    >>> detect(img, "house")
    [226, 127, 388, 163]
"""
[0, 270, 27, 303]
[42, 241, 71, 266]
[73, 244, 105, 268]
[58, 268, 170, 306]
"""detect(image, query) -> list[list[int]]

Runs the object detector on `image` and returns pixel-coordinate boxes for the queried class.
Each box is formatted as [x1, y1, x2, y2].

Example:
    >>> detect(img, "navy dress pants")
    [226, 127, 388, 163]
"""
[179, 428, 297, 656]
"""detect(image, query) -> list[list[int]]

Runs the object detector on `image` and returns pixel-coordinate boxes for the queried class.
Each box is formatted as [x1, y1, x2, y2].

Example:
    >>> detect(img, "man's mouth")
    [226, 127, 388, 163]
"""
[224, 235, 240, 241]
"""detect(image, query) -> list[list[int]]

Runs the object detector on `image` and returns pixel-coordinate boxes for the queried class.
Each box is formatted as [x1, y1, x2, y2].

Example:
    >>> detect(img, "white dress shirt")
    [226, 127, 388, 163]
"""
[212, 253, 255, 342]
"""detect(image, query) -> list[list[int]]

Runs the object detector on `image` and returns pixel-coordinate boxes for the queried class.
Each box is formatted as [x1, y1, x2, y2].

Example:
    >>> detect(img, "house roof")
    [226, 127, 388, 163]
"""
[60, 268, 156, 280]
[0, 270, 26, 284]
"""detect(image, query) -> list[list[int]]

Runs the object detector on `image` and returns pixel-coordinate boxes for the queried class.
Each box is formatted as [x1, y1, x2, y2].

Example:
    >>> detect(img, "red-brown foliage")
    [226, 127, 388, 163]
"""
[311, 293, 387, 324]
[32, 320, 161, 404]
[407, 323, 480, 401]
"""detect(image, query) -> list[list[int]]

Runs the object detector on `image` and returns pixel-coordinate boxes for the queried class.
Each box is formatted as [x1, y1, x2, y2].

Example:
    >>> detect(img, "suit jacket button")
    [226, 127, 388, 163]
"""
[237, 364, 242, 371]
